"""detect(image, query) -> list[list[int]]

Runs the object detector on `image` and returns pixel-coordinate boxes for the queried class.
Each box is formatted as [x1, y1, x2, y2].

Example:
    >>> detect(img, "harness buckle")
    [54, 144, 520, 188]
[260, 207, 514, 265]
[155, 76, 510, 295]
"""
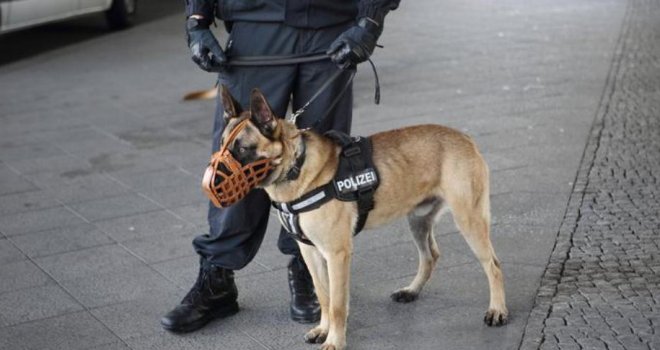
[343, 145, 361, 157]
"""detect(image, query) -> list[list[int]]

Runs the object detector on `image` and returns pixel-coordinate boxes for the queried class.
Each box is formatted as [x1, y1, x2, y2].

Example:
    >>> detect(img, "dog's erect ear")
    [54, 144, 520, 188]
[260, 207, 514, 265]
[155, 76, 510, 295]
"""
[220, 85, 242, 121]
[250, 88, 278, 137]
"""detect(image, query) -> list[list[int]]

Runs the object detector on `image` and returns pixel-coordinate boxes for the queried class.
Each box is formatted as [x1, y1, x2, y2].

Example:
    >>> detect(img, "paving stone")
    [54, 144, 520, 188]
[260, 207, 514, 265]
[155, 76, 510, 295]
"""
[0, 238, 26, 264]
[0, 205, 88, 236]
[68, 193, 161, 222]
[352, 235, 475, 286]
[123, 331, 265, 350]
[0, 311, 119, 350]
[214, 304, 310, 350]
[60, 265, 176, 308]
[34, 244, 145, 282]
[234, 270, 290, 309]
[110, 168, 196, 193]
[88, 151, 174, 175]
[10, 223, 113, 258]
[0, 140, 67, 162]
[143, 141, 209, 171]
[85, 342, 132, 350]
[168, 200, 209, 227]
[54, 130, 133, 160]
[488, 224, 559, 266]
[122, 232, 197, 264]
[0, 284, 82, 327]
[490, 165, 576, 195]
[0, 166, 37, 196]
[43, 174, 132, 204]
[490, 191, 569, 228]
[140, 182, 208, 209]
[0, 259, 52, 294]
[90, 292, 180, 340]
[0, 190, 61, 216]
[5, 154, 95, 186]
[94, 209, 195, 242]
[348, 304, 523, 350]
[354, 215, 458, 253]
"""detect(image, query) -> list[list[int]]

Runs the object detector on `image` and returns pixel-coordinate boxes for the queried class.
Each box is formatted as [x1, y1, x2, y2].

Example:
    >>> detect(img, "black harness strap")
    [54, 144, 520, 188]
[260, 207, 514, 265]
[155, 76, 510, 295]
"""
[325, 131, 378, 234]
[272, 131, 379, 246]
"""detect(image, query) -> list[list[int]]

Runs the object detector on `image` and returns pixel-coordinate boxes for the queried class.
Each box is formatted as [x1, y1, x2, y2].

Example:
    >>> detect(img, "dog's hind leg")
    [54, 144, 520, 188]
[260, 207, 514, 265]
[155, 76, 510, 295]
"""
[449, 170, 508, 326]
[391, 197, 444, 303]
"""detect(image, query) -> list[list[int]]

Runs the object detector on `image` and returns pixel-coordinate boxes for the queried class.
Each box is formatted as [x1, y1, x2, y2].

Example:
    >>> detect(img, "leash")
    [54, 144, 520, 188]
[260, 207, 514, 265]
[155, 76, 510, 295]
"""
[223, 52, 381, 130]
[287, 57, 379, 128]
[226, 52, 330, 66]
[289, 68, 355, 126]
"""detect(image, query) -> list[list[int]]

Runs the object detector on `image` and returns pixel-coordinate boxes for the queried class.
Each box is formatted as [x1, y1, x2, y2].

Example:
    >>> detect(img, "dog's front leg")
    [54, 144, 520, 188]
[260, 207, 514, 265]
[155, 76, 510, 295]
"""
[299, 244, 330, 344]
[322, 249, 351, 350]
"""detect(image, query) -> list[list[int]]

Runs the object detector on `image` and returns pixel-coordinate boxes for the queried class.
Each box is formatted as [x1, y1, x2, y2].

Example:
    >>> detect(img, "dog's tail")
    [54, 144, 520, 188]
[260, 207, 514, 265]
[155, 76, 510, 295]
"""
[183, 87, 218, 101]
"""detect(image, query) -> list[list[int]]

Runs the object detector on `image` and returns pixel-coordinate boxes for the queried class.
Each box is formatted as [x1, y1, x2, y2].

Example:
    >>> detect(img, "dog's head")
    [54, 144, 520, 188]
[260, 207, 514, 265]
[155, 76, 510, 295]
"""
[202, 86, 301, 207]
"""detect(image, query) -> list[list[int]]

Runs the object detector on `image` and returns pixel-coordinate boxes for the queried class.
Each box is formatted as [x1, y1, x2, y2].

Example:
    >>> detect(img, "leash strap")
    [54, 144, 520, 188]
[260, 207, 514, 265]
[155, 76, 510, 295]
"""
[290, 69, 356, 126]
[224, 51, 380, 129]
[226, 52, 330, 66]
[290, 56, 380, 128]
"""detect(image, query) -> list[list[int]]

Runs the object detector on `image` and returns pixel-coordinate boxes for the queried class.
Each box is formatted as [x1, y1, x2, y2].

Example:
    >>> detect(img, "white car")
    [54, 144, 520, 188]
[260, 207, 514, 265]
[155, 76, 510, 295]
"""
[0, 0, 136, 34]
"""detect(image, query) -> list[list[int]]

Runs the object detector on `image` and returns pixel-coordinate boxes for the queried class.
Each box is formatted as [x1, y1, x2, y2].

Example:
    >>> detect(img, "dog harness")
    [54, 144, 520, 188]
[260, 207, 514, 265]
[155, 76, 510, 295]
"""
[272, 130, 380, 245]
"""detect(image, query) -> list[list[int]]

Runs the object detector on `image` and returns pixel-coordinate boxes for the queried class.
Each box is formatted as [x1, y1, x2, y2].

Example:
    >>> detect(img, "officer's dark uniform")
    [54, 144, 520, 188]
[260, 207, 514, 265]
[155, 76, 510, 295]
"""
[161, 0, 400, 334]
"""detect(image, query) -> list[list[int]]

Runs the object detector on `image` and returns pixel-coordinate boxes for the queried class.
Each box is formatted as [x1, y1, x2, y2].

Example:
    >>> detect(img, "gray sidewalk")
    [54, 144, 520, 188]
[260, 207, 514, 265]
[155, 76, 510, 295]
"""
[0, 0, 638, 349]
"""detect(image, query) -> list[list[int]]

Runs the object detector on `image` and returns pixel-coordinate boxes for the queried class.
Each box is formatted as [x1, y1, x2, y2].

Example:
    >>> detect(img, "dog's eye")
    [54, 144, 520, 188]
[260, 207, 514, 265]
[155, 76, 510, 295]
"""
[238, 147, 248, 154]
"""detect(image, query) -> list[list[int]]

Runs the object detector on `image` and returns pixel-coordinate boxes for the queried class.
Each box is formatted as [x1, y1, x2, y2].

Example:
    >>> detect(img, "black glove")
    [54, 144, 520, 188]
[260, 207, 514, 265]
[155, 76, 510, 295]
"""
[327, 18, 382, 69]
[186, 16, 226, 72]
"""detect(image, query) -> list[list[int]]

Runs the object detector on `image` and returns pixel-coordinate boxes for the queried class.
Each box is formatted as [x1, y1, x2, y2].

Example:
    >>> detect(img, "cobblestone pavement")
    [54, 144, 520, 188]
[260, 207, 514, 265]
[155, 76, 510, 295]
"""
[519, 0, 660, 349]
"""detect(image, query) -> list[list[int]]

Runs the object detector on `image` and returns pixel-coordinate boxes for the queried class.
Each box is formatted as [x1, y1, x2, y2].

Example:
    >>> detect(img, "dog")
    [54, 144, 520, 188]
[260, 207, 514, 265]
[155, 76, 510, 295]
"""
[213, 86, 508, 350]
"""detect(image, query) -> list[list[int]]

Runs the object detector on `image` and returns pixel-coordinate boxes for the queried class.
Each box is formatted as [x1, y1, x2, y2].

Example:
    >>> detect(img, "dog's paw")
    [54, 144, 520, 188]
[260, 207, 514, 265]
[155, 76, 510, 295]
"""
[390, 289, 419, 303]
[320, 343, 344, 350]
[304, 327, 328, 344]
[484, 308, 509, 327]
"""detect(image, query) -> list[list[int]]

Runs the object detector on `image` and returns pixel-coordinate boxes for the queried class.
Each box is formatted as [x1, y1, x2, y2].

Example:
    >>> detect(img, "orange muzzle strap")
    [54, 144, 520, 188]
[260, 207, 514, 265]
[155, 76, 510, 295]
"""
[202, 119, 273, 208]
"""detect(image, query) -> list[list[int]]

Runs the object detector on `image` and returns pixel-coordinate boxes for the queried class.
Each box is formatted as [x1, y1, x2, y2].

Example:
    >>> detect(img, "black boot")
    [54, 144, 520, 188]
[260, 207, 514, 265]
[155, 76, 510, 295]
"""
[288, 255, 321, 324]
[160, 262, 239, 333]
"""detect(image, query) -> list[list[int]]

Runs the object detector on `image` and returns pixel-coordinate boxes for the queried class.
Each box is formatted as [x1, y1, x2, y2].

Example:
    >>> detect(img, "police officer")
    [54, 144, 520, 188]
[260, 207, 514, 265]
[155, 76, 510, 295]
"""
[161, 0, 400, 333]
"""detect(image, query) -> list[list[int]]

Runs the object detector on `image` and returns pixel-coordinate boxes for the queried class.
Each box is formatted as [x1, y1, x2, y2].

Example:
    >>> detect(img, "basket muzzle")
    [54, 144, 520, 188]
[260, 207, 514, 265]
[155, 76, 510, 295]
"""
[202, 119, 273, 208]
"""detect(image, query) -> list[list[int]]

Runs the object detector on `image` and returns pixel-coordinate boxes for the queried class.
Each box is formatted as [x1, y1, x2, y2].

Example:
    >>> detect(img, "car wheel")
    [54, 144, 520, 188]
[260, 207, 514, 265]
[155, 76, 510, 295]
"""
[106, 0, 137, 30]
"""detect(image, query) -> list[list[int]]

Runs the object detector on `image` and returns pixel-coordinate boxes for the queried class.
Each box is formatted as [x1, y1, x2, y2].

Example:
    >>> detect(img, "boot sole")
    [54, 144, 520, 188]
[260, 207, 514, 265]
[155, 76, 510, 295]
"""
[162, 301, 239, 333]
[290, 311, 321, 324]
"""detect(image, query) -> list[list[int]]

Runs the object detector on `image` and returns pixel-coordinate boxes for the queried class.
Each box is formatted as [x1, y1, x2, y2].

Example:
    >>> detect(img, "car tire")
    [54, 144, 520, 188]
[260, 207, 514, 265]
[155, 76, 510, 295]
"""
[105, 0, 137, 30]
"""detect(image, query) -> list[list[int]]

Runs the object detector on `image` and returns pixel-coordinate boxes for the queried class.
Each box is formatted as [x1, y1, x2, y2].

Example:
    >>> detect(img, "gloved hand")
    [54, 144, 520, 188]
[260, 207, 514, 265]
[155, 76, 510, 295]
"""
[327, 18, 382, 69]
[186, 16, 226, 72]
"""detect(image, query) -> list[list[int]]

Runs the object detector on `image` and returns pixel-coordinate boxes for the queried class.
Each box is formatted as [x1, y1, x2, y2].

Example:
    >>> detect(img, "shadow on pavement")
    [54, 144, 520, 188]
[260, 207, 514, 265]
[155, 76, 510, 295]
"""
[0, 0, 181, 66]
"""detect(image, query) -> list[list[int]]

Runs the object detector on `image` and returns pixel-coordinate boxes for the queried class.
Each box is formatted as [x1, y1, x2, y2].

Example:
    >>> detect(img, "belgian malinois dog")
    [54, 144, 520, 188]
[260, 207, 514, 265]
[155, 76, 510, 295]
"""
[214, 86, 508, 350]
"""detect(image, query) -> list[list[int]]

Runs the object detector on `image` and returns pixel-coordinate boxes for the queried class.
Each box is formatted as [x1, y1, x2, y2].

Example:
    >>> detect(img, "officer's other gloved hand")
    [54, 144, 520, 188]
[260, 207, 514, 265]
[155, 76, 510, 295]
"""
[327, 17, 382, 69]
[186, 17, 226, 72]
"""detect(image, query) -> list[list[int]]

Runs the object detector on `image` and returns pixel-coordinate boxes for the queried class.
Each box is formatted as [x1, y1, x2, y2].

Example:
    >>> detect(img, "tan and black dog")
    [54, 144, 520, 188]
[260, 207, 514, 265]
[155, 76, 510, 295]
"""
[215, 86, 508, 350]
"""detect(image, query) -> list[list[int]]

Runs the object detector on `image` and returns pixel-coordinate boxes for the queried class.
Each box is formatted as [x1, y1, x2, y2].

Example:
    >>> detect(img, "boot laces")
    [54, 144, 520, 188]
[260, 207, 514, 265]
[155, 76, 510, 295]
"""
[183, 267, 218, 304]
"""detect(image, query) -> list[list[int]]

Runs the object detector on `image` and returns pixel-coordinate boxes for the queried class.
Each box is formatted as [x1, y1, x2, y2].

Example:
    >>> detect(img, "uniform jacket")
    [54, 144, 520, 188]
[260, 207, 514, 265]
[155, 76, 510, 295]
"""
[186, 0, 400, 29]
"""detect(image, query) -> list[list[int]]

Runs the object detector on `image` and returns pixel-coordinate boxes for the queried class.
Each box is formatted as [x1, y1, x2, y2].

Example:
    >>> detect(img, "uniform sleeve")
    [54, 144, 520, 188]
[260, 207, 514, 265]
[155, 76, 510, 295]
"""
[357, 0, 401, 24]
[184, 0, 216, 26]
